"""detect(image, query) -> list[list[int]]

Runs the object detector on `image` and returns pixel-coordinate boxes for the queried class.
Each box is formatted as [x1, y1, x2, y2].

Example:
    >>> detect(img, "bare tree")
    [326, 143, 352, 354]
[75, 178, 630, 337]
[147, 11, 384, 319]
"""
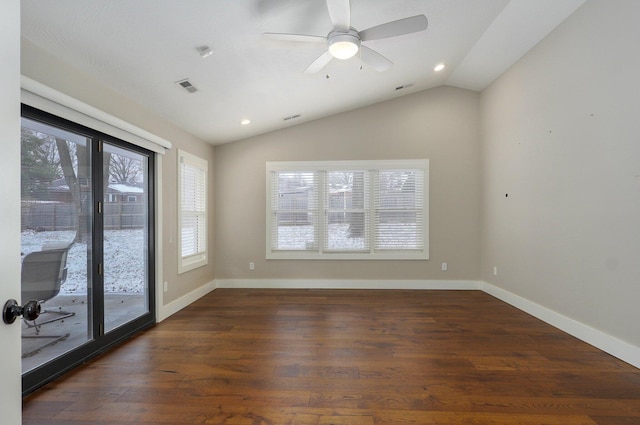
[21, 129, 61, 199]
[56, 138, 90, 243]
[328, 171, 353, 190]
[109, 154, 141, 184]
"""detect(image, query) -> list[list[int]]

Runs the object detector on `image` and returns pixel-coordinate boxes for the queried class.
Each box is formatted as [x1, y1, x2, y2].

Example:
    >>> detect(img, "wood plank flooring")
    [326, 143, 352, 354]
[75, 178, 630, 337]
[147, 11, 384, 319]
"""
[23, 289, 640, 424]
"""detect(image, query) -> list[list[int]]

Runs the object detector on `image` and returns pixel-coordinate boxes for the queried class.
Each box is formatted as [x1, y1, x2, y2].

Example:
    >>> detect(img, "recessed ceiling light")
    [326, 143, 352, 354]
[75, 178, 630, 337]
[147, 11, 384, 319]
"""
[197, 46, 213, 58]
[434, 63, 446, 72]
[240, 119, 251, 126]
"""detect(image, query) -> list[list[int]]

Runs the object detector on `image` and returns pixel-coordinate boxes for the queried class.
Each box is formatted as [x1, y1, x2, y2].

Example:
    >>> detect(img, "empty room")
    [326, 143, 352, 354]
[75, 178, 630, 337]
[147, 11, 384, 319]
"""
[1, 0, 639, 424]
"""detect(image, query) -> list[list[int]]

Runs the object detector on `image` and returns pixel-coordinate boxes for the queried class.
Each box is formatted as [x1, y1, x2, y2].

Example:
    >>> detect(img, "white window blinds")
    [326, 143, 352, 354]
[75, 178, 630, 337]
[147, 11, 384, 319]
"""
[374, 169, 425, 251]
[270, 171, 319, 252]
[266, 160, 429, 260]
[324, 170, 370, 252]
[178, 149, 208, 273]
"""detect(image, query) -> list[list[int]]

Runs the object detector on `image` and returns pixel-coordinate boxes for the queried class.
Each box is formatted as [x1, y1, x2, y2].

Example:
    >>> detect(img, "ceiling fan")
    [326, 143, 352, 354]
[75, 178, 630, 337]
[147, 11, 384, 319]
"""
[264, 0, 428, 74]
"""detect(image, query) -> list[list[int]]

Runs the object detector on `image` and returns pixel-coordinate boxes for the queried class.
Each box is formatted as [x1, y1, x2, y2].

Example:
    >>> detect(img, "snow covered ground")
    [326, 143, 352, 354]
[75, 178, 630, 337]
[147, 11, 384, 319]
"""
[276, 222, 420, 250]
[21, 229, 145, 294]
[277, 223, 366, 250]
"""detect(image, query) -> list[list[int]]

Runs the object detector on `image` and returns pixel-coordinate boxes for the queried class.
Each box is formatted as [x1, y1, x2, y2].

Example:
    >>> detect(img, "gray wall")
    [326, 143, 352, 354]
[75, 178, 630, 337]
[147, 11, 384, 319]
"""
[19, 0, 640, 354]
[21, 39, 216, 306]
[481, 0, 640, 348]
[214, 86, 481, 281]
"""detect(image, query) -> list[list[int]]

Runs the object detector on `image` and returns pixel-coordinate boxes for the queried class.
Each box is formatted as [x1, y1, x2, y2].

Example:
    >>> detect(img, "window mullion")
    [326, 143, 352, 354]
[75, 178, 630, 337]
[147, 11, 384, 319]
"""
[369, 169, 376, 254]
[318, 170, 326, 254]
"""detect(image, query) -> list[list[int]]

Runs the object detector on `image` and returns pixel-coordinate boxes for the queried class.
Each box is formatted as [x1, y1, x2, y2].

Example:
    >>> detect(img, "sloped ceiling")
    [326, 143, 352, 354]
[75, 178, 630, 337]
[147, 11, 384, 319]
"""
[21, 0, 585, 145]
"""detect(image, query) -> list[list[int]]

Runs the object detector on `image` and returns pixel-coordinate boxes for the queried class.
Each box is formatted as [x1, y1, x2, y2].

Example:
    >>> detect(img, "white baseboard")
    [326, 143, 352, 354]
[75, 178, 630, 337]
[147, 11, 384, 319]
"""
[161, 278, 639, 370]
[215, 279, 481, 290]
[481, 281, 640, 369]
[156, 280, 216, 322]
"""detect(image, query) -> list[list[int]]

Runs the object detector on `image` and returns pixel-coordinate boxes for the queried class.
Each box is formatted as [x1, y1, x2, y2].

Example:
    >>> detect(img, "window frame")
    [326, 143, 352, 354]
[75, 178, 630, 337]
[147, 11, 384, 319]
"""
[177, 149, 208, 273]
[20, 103, 157, 395]
[266, 159, 429, 260]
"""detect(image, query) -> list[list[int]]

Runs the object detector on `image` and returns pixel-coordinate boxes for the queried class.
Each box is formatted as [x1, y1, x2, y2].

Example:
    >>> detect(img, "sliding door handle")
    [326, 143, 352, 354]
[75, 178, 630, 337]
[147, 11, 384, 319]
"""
[2, 299, 41, 325]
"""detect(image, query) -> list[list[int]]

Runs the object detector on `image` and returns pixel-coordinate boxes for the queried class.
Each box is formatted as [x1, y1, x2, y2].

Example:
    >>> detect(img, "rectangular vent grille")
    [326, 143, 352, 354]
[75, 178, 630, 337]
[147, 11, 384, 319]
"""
[283, 114, 301, 121]
[176, 79, 198, 93]
[395, 83, 414, 91]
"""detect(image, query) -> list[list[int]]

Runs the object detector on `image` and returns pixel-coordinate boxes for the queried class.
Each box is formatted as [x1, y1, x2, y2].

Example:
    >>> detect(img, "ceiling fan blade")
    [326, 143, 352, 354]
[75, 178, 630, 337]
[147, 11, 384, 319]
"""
[263, 33, 326, 43]
[304, 51, 333, 74]
[360, 45, 392, 72]
[326, 0, 350, 30]
[359, 15, 428, 41]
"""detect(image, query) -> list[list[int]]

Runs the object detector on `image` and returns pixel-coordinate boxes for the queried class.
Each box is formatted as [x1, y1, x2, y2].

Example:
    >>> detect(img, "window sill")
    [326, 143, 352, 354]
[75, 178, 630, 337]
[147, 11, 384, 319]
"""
[266, 251, 429, 260]
[178, 254, 208, 274]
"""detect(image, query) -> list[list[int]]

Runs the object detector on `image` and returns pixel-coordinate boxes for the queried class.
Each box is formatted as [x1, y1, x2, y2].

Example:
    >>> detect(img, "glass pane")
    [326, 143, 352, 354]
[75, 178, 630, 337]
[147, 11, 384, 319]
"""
[20, 118, 93, 373]
[180, 160, 206, 257]
[325, 171, 368, 251]
[375, 170, 423, 250]
[103, 143, 149, 333]
[272, 171, 318, 250]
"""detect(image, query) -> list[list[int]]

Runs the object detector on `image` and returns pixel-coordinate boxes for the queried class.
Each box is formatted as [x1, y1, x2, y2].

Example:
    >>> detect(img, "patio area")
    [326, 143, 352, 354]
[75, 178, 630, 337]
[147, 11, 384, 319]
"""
[21, 293, 145, 373]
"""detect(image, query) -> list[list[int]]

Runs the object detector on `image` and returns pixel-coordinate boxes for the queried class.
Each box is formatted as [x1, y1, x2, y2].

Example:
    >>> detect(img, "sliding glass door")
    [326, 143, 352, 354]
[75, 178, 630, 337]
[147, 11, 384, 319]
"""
[20, 116, 94, 372]
[20, 105, 155, 395]
[102, 143, 151, 333]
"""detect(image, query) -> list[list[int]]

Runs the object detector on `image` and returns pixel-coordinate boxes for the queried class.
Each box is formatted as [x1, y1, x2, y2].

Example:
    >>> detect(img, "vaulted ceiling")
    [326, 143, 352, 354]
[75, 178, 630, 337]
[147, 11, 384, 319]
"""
[21, 0, 585, 145]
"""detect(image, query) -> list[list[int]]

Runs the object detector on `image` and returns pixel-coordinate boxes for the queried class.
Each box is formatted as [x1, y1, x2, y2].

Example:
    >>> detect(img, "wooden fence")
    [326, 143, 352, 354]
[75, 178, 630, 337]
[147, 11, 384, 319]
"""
[21, 201, 145, 231]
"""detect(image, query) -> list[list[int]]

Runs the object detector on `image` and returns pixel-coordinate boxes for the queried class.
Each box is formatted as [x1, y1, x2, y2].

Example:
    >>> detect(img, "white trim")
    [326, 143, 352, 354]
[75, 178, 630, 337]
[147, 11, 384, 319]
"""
[213, 278, 639, 369]
[266, 252, 430, 261]
[177, 149, 209, 273]
[157, 280, 216, 322]
[21, 76, 172, 154]
[215, 279, 480, 290]
[481, 282, 640, 369]
[267, 159, 430, 171]
[0, 1, 21, 419]
[157, 277, 640, 370]
[154, 156, 164, 322]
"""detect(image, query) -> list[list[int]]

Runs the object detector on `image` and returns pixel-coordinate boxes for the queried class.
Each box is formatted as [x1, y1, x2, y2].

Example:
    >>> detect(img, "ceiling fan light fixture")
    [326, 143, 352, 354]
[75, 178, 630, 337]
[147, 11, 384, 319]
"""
[265, 2, 428, 73]
[328, 30, 360, 60]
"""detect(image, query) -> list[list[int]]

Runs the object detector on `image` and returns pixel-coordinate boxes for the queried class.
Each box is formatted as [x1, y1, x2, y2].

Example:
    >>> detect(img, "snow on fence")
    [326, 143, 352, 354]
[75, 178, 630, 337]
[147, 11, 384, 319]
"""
[22, 201, 145, 231]
[21, 201, 75, 231]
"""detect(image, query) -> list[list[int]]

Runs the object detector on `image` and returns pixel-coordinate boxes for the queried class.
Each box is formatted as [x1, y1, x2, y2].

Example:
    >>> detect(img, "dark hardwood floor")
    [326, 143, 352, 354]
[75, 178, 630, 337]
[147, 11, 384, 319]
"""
[23, 289, 640, 424]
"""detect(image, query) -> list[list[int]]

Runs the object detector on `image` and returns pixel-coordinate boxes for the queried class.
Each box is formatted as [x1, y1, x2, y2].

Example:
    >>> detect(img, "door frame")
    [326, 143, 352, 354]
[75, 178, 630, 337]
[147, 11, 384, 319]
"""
[0, 0, 22, 423]
[20, 105, 157, 396]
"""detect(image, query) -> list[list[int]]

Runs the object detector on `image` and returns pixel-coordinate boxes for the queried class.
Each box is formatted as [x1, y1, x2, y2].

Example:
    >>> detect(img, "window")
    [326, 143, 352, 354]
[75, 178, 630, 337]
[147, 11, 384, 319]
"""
[267, 160, 429, 260]
[178, 149, 208, 273]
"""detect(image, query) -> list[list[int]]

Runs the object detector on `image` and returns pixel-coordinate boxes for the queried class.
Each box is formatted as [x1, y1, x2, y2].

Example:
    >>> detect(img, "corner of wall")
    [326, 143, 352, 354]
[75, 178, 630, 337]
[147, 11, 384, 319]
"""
[157, 280, 216, 322]
[481, 281, 640, 369]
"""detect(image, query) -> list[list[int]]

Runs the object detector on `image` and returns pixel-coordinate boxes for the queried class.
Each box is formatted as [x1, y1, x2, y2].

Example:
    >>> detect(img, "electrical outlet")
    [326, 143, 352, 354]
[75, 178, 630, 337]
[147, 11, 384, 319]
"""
[249, 262, 255, 271]
[493, 266, 498, 276]
[163, 281, 168, 292]
[441, 262, 448, 271]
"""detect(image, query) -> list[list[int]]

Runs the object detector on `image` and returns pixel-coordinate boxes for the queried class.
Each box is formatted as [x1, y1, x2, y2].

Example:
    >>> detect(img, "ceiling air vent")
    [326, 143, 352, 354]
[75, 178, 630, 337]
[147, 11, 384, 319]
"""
[395, 83, 414, 91]
[283, 114, 301, 121]
[175, 79, 198, 94]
